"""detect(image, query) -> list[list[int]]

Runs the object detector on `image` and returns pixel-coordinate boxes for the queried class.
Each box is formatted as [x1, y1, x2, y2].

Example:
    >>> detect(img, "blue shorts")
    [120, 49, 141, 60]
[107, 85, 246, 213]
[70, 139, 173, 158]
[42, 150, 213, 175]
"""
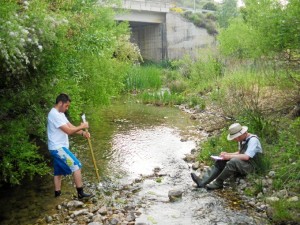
[50, 147, 82, 176]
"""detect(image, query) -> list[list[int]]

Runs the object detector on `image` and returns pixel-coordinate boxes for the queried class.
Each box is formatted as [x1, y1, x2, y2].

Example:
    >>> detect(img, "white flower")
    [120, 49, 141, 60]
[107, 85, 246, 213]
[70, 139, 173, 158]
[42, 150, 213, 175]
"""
[38, 45, 43, 51]
[23, 1, 29, 6]
[9, 32, 17, 37]
[21, 29, 29, 35]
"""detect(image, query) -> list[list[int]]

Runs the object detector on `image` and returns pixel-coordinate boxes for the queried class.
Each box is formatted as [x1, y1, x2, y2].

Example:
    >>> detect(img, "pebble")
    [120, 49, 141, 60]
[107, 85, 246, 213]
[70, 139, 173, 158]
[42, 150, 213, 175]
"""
[45, 215, 52, 223]
[168, 189, 183, 202]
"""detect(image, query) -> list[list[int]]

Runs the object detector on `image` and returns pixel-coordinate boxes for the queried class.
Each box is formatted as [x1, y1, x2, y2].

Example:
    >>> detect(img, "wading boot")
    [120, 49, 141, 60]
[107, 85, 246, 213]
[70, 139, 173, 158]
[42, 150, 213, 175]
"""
[54, 190, 61, 197]
[206, 166, 233, 190]
[76, 187, 93, 199]
[191, 166, 221, 188]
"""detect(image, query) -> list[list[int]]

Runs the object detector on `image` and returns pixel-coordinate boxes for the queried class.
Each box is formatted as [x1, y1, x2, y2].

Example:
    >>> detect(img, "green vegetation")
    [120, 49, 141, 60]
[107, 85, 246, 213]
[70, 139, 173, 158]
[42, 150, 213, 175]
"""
[0, 0, 299, 223]
[120, 1, 300, 223]
[269, 200, 300, 224]
[183, 11, 218, 35]
[0, 0, 137, 185]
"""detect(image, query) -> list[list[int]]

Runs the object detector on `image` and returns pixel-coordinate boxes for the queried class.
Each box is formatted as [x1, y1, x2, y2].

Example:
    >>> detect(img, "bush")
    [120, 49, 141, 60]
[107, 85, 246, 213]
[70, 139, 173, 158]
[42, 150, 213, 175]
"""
[0, 119, 49, 185]
[203, 2, 217, 11]
[0, 0, 134, 185]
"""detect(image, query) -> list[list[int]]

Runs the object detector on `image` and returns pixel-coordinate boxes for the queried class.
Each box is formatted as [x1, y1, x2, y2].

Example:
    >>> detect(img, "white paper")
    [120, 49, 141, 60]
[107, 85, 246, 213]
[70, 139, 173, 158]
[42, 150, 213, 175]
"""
[210, 155, 223, 160]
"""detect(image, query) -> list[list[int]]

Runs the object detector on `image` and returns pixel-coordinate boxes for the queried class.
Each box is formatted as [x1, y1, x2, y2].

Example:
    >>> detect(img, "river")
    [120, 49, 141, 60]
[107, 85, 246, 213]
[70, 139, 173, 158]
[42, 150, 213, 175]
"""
[0, 101, 269, 224]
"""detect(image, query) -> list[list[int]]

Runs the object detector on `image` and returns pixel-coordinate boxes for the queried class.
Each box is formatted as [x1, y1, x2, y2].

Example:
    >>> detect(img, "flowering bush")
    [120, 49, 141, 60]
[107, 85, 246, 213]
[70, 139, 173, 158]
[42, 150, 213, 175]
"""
[0, 0, 138, 185]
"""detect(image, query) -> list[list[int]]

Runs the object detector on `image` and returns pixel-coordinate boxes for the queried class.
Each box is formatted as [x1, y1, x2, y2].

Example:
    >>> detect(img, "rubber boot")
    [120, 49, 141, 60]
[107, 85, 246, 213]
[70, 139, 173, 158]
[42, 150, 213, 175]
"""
[76, 187, 93, 199]
[54, 190, 61, 197]
[191, 166, 221, 188]
[206, 166, 233, 190]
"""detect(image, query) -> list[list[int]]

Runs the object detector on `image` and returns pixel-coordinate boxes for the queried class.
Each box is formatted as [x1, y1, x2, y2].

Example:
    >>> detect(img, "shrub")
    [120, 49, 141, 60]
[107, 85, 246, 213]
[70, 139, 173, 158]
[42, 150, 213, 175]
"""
[0, 0, 134, 185]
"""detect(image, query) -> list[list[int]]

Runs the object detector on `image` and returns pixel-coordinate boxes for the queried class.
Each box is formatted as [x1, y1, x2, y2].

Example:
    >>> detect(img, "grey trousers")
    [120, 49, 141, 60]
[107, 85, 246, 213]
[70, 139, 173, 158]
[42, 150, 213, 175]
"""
[215, 158, 255, 177]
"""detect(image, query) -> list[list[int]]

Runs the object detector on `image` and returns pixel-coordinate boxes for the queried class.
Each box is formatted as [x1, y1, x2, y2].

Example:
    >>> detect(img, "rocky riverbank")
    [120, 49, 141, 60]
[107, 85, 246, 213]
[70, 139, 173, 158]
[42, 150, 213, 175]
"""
[37, 103, 297, 225]
[180, 103, 299, 225]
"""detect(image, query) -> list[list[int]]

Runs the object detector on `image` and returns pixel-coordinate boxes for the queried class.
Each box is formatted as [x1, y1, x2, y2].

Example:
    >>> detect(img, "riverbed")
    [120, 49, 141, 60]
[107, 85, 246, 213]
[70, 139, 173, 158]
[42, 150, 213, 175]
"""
[0, 101, 270, 224]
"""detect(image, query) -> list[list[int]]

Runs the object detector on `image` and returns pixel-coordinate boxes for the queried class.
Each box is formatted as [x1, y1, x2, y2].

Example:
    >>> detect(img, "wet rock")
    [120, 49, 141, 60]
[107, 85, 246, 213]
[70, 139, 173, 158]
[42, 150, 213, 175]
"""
[110, 217, 120, 225]
[168, 189, 183, 202]
[183, 153, 196, 162]
[45, 215, 53, 223]
[180, 137, 188, 142]
[72, 208, 89, 217]
[190, 148, 197, 154]
[98, 206, 108, 215]
[67, 200, 84, 209]
[92, 214, 102, 222]
[88, 222, 103, 225]
[126, 212, 136, 222]
[153, 167, 161, 173]
[192, 161, 200, 170]
[248, 201, 256, 207]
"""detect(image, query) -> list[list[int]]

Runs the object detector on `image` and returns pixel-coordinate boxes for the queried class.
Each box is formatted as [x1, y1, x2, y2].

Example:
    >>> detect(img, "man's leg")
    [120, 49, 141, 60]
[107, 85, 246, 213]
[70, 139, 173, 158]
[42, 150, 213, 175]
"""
[72, 169, 93, 199]
[191, 160, 227, 188]
[54, 175, 62, 197]
[207, 158, 254, 190]
[73, 169, 83, 188]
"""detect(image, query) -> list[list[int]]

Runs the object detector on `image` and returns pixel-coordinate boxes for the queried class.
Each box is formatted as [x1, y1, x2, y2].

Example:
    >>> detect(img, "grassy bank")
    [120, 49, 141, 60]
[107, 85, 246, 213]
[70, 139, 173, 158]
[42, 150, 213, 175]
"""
[122, 56, 299, 224]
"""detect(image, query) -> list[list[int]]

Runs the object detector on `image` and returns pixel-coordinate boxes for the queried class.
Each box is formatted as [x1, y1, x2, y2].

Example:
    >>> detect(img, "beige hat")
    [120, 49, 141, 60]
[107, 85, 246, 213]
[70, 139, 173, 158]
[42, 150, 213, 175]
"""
[227, 123, 248, 140]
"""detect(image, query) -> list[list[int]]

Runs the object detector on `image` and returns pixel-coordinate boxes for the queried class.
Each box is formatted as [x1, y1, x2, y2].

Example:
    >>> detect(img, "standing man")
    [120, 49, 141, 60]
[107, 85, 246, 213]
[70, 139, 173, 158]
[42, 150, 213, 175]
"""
[47, 93, 93, 199]
[191, 123, 263, 190]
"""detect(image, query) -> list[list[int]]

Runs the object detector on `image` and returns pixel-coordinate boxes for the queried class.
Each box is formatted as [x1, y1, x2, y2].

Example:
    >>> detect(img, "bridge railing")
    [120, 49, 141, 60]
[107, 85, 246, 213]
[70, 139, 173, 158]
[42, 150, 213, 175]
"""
[121, 0, 171, 12]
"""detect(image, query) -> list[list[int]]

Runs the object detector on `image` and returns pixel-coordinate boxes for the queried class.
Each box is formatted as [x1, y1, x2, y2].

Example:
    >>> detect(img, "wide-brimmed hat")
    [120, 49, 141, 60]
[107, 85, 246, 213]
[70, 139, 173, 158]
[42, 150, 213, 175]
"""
[227, 123, 248, 140]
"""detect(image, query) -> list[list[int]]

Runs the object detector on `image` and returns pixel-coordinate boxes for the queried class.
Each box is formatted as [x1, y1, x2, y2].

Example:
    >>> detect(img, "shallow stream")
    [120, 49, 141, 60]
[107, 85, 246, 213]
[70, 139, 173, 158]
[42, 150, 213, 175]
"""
[0, 101, 269, 224]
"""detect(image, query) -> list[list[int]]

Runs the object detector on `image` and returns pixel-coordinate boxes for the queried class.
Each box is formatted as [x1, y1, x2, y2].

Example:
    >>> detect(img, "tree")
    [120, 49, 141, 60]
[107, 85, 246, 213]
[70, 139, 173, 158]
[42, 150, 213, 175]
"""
[203, 2, 217, 11]
[218, 0, 300, 64]
[217, 0, 238, 28]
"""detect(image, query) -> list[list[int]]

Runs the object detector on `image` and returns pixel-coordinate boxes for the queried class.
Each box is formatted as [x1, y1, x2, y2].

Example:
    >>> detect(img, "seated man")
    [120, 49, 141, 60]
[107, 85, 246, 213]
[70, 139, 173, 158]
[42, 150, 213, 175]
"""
[191, 123, 263, 190]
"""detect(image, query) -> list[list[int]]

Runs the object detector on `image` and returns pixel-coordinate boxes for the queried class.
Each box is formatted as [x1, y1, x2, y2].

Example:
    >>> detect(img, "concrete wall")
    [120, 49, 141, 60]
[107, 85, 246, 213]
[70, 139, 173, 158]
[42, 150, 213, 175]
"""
[130, 23, 167, 61]
[121, 0, 171, 12]
[115, 10, 215, 61]
[166, 12, 215, 60]
[115, 10, 166, 23]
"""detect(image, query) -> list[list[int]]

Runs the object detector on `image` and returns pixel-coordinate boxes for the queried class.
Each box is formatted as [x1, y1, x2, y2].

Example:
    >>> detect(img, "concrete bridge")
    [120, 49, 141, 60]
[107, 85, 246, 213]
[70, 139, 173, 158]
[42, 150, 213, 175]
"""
[114, 0, 214, 61]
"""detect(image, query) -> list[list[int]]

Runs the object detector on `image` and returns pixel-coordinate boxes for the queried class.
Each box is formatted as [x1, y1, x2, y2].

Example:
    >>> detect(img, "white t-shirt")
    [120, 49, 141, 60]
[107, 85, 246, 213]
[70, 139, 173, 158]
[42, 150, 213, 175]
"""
[47, 108, 70, 150]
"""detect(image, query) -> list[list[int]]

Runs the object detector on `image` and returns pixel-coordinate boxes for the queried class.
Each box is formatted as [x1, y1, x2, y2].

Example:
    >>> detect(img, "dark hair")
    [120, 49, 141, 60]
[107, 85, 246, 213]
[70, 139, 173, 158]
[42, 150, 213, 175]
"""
[55, 93, 71, 104]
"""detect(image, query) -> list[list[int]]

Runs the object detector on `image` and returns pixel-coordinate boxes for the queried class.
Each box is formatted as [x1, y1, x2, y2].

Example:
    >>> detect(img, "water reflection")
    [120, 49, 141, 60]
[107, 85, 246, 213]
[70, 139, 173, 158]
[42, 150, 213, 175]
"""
[110, 126, 195, 180]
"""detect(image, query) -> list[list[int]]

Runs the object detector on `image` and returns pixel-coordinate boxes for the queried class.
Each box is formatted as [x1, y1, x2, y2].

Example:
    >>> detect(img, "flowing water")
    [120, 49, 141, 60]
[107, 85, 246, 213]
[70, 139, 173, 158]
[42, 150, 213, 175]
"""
[0, 101, 269, 224]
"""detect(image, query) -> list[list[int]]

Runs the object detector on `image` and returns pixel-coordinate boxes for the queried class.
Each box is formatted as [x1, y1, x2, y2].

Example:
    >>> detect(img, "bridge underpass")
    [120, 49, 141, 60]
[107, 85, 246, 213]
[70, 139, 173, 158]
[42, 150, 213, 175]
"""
[115, 3, 168, 62]
[129, 21, 167, 62]
[114, 0, 214, 62]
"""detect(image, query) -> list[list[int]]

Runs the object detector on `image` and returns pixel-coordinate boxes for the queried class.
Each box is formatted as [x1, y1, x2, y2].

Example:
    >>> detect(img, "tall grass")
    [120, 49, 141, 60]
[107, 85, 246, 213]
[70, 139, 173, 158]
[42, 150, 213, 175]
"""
[124, 66, 162, 92]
